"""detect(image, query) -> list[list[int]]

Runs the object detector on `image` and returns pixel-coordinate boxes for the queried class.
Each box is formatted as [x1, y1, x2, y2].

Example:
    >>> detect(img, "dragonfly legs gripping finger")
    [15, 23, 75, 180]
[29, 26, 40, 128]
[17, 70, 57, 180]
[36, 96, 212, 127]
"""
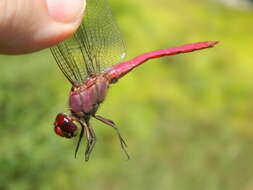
[94, 115, 130, 160]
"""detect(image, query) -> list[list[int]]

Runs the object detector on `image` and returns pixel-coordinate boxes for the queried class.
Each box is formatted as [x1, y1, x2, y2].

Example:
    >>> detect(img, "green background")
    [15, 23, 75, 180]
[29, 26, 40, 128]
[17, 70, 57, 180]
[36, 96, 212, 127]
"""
[1, 0, 253, 189]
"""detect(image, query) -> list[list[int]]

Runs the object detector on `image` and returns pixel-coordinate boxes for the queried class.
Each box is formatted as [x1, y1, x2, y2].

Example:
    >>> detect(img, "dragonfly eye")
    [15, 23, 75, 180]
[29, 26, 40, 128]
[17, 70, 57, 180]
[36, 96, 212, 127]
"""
[54, 113, 78, 138]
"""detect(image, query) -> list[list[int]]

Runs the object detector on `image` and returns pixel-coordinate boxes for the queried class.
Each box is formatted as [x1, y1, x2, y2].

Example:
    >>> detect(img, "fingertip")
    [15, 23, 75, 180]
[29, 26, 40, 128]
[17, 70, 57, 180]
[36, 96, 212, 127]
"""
[34, 21, 81, 49]
[0, 0, 85, 54]
[46, 0, 85, 23]
[33, 0, 86, 50]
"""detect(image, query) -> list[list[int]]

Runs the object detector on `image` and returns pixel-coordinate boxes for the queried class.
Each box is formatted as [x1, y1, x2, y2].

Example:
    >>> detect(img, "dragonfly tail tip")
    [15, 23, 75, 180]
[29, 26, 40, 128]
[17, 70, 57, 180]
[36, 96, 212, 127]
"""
[208, 41, 220, 47]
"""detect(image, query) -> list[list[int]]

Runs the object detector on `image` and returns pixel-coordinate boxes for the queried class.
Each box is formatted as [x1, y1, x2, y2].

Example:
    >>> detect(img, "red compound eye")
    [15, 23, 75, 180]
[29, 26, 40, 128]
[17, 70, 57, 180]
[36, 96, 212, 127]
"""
[54, 113, 78, 138]
[54, 126, 65, 137]
[55, 113, 65, 126]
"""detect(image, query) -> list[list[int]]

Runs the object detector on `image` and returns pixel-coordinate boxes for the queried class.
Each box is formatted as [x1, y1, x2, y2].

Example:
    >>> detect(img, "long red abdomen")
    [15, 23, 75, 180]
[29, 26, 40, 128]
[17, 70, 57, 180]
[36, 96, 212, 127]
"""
[104, 41, 218, 83]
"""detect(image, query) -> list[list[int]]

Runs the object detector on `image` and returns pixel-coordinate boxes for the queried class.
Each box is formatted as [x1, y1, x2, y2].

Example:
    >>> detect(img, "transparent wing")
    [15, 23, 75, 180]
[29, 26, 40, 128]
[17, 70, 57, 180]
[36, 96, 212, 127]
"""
[50, 0, 126, 86]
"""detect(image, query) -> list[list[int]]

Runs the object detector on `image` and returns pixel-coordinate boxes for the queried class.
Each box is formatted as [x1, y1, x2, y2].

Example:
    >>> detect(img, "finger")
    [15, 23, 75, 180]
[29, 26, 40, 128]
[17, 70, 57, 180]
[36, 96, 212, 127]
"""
[0, 0, 85, 54]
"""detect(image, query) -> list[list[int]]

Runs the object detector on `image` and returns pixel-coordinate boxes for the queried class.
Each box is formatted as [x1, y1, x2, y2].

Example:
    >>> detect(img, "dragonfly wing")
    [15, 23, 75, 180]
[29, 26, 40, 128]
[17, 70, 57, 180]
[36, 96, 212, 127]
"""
[51, 36, 88, 86]
[50, 0, 126, 86]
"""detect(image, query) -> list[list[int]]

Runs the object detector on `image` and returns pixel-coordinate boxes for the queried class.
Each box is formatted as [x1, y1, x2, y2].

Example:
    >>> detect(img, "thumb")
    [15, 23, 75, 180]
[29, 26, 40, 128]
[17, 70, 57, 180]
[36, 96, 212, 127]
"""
[0, 0, 85, 54]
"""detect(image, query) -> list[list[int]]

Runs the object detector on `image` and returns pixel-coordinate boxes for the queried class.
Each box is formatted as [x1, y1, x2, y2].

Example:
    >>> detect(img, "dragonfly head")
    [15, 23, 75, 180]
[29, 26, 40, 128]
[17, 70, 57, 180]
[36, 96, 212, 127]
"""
[54, 113, 78, 138]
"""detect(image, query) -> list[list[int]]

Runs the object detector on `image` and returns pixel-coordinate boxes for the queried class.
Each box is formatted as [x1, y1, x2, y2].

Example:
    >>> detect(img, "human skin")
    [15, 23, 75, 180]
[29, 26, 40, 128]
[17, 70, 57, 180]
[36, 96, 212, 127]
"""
[0, 0, 85, 54]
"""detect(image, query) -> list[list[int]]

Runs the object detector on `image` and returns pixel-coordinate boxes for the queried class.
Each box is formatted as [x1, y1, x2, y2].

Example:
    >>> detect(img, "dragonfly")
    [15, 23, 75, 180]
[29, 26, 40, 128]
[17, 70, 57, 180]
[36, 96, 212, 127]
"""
[50, 0, 218, 161]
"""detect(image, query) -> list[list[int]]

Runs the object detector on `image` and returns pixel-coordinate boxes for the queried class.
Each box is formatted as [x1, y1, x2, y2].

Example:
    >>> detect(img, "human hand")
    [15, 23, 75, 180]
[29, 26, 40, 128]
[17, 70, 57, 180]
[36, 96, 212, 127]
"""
[0, 0, 85, 54]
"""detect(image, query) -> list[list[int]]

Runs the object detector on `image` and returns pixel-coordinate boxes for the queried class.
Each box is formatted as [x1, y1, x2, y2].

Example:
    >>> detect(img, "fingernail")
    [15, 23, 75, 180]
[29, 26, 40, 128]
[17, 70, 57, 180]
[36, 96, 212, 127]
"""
[47, 0, 85, 23]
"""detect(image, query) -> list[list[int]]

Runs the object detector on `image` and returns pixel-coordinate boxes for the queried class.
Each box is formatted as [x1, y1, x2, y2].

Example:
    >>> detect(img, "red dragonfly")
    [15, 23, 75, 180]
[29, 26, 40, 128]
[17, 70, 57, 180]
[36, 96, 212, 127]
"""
[51, 0, 218, 161]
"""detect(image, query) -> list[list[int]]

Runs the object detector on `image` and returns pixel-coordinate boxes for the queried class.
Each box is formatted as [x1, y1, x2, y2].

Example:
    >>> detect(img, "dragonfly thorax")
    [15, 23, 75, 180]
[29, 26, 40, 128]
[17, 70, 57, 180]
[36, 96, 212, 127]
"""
[69, 76, 109, 119]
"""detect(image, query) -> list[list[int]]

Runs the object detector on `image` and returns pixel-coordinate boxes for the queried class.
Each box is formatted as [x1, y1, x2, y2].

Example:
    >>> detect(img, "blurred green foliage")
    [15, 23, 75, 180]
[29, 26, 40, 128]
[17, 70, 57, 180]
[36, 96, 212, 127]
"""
[0, 0, 253, 189]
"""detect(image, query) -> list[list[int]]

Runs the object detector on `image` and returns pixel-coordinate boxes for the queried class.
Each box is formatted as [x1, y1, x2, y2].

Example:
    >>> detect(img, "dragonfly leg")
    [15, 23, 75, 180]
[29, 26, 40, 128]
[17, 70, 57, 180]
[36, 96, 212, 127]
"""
[94, 115, 130, 160]
[74, 120, 96, 161]
[74, 121, 85, 158]
[84, 122, 96, 162]
[84, 125, 92, 161]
